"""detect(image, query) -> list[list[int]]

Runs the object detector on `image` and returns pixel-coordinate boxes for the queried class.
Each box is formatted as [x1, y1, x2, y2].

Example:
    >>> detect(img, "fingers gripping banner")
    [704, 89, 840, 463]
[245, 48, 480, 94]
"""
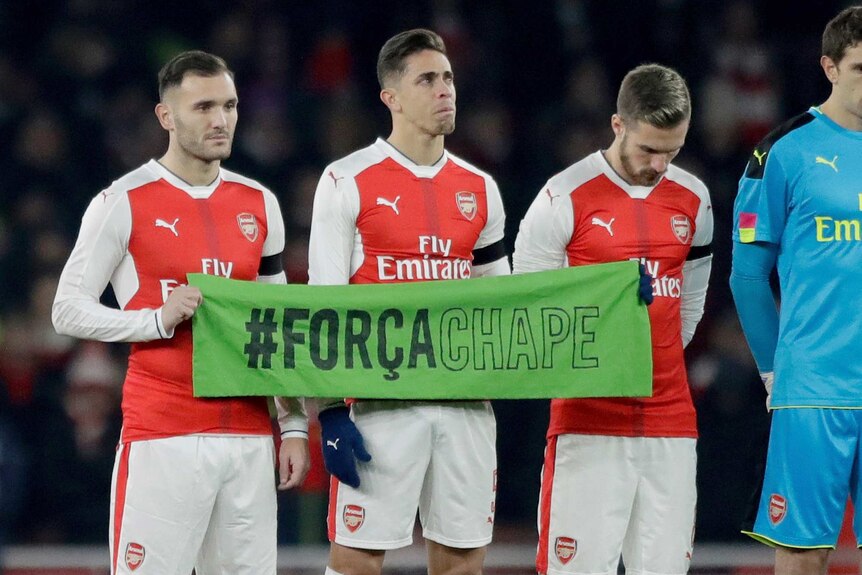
[189, 261, 652, 399]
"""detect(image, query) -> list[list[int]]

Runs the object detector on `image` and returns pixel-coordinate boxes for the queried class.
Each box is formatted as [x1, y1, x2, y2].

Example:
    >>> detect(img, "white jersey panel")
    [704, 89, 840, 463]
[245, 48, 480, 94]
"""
[53, 165, 165, 342]
[307, 146, 376, 286]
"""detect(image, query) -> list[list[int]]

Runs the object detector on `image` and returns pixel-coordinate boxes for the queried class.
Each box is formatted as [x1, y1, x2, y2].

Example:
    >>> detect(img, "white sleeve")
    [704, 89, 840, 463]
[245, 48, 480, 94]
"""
[513, 183, 573, 274]
[257, 189, 287, 284]
[681, 255, 711, 348]
[470, 256, 512, 278]
[52, 190, 166, 342]
[680, 191, 714, 348]
[473, 257, 511, 278]
[475, 176, 506, 249]
[262, 189, 286, 258]
[274, 396, 309, 438]
[307, 166, 360, 286]
[473, 176, 509, 278]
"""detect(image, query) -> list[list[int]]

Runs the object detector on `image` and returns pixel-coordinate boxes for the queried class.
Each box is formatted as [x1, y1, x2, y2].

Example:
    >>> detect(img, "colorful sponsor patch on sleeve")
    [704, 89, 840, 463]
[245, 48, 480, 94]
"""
[738, 212, 758, 243]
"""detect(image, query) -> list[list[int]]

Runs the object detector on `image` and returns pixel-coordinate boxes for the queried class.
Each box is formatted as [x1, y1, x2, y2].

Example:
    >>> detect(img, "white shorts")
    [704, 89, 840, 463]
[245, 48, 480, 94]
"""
[537, 435, 696, 575]
[110, 435, 276, 575]
[328, 400, 496, 550]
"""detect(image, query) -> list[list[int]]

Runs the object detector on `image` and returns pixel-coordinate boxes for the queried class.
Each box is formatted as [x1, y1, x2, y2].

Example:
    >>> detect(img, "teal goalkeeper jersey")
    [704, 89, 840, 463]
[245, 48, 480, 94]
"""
[733, 106, 862, 408]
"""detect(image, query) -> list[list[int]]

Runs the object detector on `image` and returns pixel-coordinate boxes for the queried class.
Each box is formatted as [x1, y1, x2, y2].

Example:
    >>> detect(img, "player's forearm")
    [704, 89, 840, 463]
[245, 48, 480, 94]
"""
[729, 241, 780, 372]
[680, 254, 711, 347]
[52, 297, 165, 342]
[274, 396, 309, 438]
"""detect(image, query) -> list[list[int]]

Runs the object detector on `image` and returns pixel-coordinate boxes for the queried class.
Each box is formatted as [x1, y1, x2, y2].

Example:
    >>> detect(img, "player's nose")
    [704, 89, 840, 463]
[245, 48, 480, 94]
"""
[650, 155, 669, 173]
[211, 109, 227, 128]
[437, 80, 454, 99]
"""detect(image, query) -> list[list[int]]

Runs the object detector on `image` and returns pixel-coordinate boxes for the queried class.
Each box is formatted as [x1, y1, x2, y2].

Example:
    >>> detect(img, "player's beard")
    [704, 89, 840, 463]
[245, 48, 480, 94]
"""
[426, 116, 455, 137]
[619, 139, 662, 186]
[175, 118, 233, 163]
[437, 117, 455, 136]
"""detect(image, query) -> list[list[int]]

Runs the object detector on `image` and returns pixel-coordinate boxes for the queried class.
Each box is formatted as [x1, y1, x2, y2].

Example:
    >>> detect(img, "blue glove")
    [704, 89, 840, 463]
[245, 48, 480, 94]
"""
[638, 264, 654, 305]
[318, 406, 372, 488]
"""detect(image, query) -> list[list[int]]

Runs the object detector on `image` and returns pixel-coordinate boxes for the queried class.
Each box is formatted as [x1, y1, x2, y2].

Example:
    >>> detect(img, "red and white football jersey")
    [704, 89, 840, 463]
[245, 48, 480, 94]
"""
[54, 160, 306, 442]
[514, 151, 712, 438]
[308, 138, 506, 286]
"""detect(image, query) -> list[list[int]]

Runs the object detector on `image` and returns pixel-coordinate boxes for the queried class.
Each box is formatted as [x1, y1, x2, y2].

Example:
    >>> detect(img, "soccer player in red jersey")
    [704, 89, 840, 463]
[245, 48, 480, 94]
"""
[515, 64, 712, 575]
[52, 51, 309, 574]
[308, 29, 510, 575]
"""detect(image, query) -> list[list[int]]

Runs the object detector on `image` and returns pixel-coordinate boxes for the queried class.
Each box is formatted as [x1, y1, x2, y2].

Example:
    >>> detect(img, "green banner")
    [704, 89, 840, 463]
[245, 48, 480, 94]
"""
[189, 261, 652, 400]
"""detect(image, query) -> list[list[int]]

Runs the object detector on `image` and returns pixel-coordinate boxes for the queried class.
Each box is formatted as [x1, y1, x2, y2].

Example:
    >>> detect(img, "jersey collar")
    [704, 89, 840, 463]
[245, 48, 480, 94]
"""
[373, 138, 448, 178]
[593, 150, 662, 199]
[147, 159, 224, 198]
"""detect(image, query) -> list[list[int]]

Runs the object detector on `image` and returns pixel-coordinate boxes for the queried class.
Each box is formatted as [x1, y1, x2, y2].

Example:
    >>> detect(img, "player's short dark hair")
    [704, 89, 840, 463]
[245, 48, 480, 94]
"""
[617, 63, 691, 129]
[377, 29, 447, 89]
[158, 50, 233, 101]
[822, 6, 862, 64]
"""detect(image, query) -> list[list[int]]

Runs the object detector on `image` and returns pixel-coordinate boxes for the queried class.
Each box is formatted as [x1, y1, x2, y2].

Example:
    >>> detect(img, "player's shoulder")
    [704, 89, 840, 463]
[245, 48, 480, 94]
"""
[444, 150, 501, 199]
[94, 162, 161, 208]
[665, 163, 710, 202]
[744, 110, 817, 179]
[220, 166, 277, 200]
[545, 152, 603, 195]
[325, 142, 388, 180]
[445, 150, 495, 181]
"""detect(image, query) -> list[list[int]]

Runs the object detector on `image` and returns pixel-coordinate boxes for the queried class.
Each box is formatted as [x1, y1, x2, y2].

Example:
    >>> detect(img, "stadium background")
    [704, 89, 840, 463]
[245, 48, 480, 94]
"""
[0, 0, 853, 571]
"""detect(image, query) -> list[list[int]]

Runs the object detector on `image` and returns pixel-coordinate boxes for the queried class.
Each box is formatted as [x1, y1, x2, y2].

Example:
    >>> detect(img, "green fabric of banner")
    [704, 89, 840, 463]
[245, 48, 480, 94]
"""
[189, 260, 652, 399]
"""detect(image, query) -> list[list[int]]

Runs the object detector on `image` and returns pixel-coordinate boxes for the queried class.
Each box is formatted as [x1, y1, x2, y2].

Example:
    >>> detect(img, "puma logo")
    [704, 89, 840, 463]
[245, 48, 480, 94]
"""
[326, 439, 340, 450]
[753, 148, 767, 166]
[591, 216, 615, 237]
[155, 218, 179, 237]
[376, 196, 401, 215]
[815, 155, 839, 172]
[328, 171, 344, 186]
[545, 188, 560, 205]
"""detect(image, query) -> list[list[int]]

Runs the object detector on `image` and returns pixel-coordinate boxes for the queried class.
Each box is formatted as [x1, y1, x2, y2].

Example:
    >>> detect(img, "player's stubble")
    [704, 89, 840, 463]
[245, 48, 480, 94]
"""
[174, 114, 234, 163]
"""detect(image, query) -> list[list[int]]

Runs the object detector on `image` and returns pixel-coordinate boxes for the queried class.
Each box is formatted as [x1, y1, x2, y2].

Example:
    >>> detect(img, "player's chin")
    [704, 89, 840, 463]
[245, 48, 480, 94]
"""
[437, 120, 455, 136]
[638, 172, 662, 186]
[203, 146, 233, 162]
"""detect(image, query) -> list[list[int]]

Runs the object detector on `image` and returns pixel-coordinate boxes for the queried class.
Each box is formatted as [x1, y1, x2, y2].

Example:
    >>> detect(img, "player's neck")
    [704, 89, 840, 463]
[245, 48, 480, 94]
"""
[602, 144, 631, 185]
[158, 148, 221, 187]
[386, 132, 445, 166]
[820, 96, 862, 131]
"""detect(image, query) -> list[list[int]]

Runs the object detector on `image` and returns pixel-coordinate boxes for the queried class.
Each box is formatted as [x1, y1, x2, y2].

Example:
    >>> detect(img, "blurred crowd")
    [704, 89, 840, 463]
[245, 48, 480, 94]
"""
[0, 0, 849, 549]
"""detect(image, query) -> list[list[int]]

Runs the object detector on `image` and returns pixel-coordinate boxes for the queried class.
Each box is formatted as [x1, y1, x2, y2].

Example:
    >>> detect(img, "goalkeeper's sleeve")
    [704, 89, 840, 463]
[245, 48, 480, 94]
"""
[729, 240, 779, 373]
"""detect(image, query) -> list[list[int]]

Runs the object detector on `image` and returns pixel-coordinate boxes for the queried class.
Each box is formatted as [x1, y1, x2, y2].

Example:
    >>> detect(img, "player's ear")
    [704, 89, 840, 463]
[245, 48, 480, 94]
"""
[380, 88, 401, 113]
[820, 55, 839, 84]
[155, 102, 174, 131]
[611, 114, 625, 138]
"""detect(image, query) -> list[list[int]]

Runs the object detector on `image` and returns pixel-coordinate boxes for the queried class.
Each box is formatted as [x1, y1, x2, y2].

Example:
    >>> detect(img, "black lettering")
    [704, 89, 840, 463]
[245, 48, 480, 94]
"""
[408, 309, 436, 368]
[377, 308, 404, 380]
[282, 308, 309, 369]
[345, 310, 372, 369]
[310, 309, 339, 370]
